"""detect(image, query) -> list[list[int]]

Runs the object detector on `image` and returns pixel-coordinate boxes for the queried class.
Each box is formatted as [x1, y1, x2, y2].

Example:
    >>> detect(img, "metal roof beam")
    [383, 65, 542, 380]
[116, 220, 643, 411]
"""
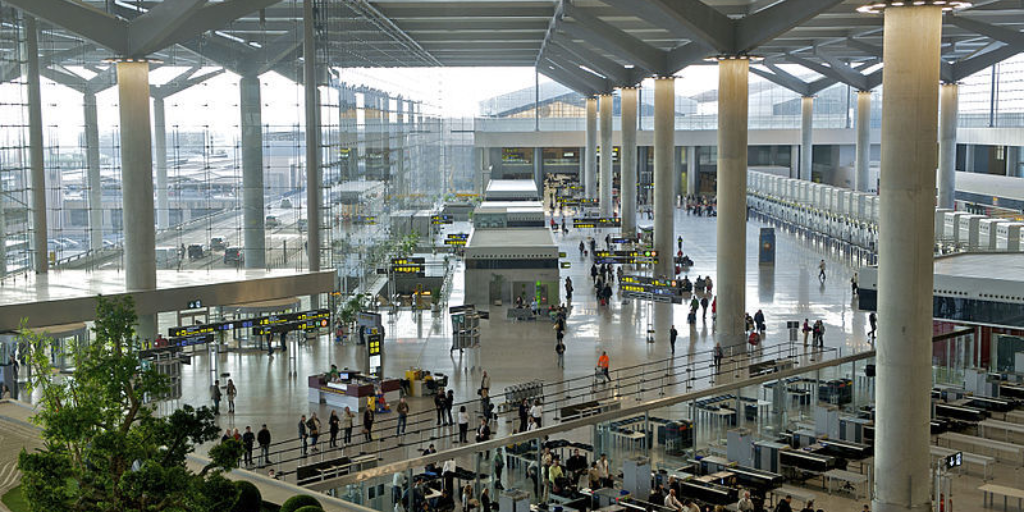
[152, 67, 225, 98]
[241, 25, 303, 76]
[539, 57, 600, 96]
[814, 50, 868, 91]
[544, 52, 611, 94]
[598, 0, 734, 54]
[734, 0, 846, 54]
[560, 1, 667, 75]
[129, 0, 209, 57]
[751, 65, 811, 96]
[948, 15, 1024, 47]
[548, 33, 632, 85]
[5, 0, 130, 55]
[952, 44, 1020, 81]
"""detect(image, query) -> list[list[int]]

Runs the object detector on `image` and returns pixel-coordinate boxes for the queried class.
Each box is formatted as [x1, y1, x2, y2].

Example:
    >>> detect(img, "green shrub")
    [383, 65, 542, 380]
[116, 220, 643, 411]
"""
[231, 481, 263, 512]
[293, 506, 324, 512]
[281, 494, 322, 512]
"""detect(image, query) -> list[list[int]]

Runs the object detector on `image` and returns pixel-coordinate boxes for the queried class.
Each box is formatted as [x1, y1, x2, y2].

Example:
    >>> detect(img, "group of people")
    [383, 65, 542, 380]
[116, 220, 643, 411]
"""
[744, 310, 768, 346]
[295, 405, 371, 456]
[802, 318, 827, 347]
[220, 424, 273, 468]
[684, 195, 717, 217]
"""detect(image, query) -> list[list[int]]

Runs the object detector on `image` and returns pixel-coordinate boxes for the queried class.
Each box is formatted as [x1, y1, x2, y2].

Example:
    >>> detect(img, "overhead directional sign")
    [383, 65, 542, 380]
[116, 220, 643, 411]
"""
[593, 250, 659, 265]
[170, 309, 330, 340]
[619, 275, 685, 303]
[391, 257, 426, 276]
[431, 214, 454, 225]
[574, 218, 621, 228]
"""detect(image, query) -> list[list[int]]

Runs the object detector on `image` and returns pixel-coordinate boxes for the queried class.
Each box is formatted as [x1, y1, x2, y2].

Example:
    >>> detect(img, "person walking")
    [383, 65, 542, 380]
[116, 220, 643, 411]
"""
[257, 424, 272, 466]
[565, 277, 574, 301]
[226, 379, 237, 414]
[700, 296, 709, 321]
[802, 319, 811, 346]
[518, 398, 530, 432]
[435, 390, 447, 426]
[851, 272, 859, 296]
[445, 389, 455, 425]
[328, 410, 340, 448]
[242, 426, 255, 466]
[307, 413, 321, 453]
[578, 241, 585, 258]
[868, 311, 878, 340]
[363, 406, 375, 442]
[475, 417, 491, 443]
[480, 371, 491, 396]
[669, 325, 678, 354]
[343, 406, 355, 444]
[597, 351, 611, 382]
[590, 263, 598, 283]
[818, 260, 827, 283]
[397, 397, 410, 436]
[210, 380, 222, 415]
[556, 340, 566, 368]
[754, 309, 766, 334]
[714, 343, 724, 373]
[458, 405, 470, 443]
[298, 414, 308, 456]
[530, 399, 543, 428]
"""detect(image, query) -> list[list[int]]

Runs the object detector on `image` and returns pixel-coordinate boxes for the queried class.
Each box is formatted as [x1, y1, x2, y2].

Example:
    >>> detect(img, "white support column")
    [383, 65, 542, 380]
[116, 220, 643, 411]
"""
[585, 97, 598, 199]
[686, 146, 697, 195]
[653, 77, 675, 279]
[153, 96, 169, 230]
[599, 93, 614, 217]
[84, 92, 103, 252]
[533, 147, 543, 193]
[800, 96, 814, 181]
[855, 90, 872, 193]
[716, 58, 749, 349]
[304, 0, 321, 273]
[240, 75, 266, 268]
[117, 60, 157, 340]
[938, 83, 959, 209]
[620, 87, 638, 234]
[873, 5, 943, 512]
[23, 15, 47, 273]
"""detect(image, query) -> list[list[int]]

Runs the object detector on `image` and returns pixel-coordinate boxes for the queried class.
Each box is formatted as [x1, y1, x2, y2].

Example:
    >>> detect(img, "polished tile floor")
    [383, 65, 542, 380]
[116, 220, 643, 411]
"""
[171, 209, 873, 456]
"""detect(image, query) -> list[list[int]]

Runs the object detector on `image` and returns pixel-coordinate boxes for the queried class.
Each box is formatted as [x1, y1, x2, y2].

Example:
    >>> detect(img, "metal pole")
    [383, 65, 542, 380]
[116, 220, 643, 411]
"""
[304, 0, 321, 273]
[23, 15, 47, 273]
[153, 96, 169, 230]
[84, 92, 104, 252]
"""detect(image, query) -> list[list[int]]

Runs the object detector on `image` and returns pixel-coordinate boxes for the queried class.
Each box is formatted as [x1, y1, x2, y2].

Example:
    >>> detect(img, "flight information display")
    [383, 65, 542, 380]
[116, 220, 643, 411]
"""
[619, 275, 685, 303]
[593, 250, 659, 265]
[391, 257, 426, 275]
[573, 218, 622, 228]
[169, 309, 330, 340]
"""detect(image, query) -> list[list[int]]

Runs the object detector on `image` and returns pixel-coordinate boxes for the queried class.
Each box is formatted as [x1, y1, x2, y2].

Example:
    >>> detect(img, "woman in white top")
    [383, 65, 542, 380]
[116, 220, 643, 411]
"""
[526, 416, 538, 431]
[458, 406, 470, 443]
[596, 454, 610, 487]
[530, 399, 543, 427]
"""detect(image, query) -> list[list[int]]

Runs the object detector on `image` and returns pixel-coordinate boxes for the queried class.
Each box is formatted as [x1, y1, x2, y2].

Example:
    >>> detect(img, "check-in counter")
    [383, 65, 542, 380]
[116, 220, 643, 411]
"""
[997, 222, 1024, 251]
[935, 208, 952, 239]
[979, 218, 1010, 251]
[944, 211, 971, 240]
[958, 214, 984, 249]
[308, 373, 401, 412]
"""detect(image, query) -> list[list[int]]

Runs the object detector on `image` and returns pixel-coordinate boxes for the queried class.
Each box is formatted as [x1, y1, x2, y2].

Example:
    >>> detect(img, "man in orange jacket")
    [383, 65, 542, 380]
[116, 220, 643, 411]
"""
[597, 352, 611, 382]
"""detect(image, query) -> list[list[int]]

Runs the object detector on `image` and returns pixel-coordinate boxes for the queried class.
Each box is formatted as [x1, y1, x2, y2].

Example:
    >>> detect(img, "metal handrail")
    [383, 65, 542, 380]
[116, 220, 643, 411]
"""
[255, 340, 840, 480]
[303, 345, 873, 491]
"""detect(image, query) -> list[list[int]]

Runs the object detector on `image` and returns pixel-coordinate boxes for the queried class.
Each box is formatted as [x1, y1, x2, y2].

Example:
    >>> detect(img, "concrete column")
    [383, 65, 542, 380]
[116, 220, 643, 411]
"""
[396, 99, 406, 198]
[153, 96, 169, 230]
[116, 61, 157, 340]
[964, 144, 975, 173]
[653, 77, 675, 279]
[800, 96, 814, 181]
[938, 83, 959, 209]
[790, 144, 800, 178]
[855, 91, 872, 193]
[240, 75, 266, 268]
[599, 93, 614, 217]
[620, 87, 638, 234]
[84, 92, 103, 252]
[304, 0, 321, 273]
[585, 97, 598, 199]
[716, 58, 749, 349]
[685, 146, 697, 195]
[23, 15, 47, 273]
[533, 147, 543, 192]
[873, 6, 943, 512]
